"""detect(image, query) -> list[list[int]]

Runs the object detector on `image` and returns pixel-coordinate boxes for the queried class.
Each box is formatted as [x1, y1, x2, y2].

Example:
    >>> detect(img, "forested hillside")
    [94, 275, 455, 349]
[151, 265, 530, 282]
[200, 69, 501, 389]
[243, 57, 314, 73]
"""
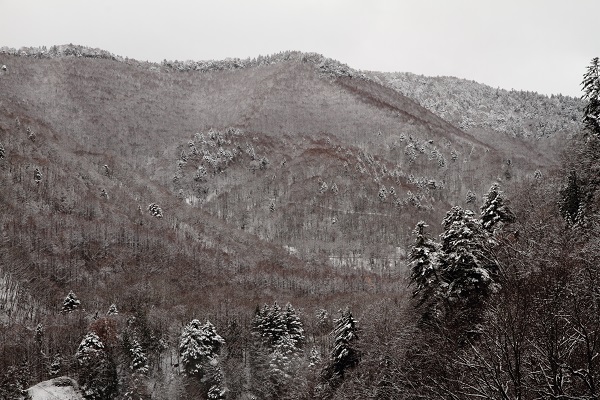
[0, 45, 596, 400]
[374, 71, 583, 138]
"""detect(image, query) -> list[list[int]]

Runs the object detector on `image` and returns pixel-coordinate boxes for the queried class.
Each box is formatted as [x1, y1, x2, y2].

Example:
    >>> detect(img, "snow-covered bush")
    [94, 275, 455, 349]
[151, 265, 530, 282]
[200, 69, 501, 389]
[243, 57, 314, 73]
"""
[147, 203, 163, 218]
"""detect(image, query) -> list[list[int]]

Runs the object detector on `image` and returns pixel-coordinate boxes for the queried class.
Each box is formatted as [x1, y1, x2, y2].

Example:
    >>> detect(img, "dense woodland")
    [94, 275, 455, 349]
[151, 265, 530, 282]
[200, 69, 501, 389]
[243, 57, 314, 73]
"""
[0, 45, 598, 399]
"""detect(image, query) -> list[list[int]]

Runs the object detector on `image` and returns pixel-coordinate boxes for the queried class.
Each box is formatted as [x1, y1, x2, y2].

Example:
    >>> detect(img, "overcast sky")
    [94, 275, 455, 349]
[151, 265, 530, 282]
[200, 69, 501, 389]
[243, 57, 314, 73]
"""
[1, 0, 598, 97]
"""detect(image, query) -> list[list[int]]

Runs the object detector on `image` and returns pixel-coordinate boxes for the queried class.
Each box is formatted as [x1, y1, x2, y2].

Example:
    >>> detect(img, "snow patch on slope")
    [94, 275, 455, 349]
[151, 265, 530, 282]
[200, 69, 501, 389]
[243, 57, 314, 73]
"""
[27, 377, 83, 400]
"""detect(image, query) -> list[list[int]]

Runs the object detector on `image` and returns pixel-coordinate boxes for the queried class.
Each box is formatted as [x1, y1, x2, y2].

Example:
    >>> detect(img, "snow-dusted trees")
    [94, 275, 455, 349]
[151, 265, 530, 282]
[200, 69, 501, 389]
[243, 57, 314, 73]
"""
[179, 319, 226, 398]
[76, 332, 117, 400]
[282, 303, 306, 349]
[408, 221, 440, 309]
[0, 142, 5, 160]
[179, 319, 225, 377]
[582, 57, 600, 136]
[147, 203, 163, 218]
[250, 303, 307, 398]
[439, 206, 498, 311]
[408, 184, 511, 335]
[61, 290, 81, 313]
[252, 302, 305, 351]
[480, 183, 515, 233]
[128, 339, 148, 373]
[326, 309, 359, 380]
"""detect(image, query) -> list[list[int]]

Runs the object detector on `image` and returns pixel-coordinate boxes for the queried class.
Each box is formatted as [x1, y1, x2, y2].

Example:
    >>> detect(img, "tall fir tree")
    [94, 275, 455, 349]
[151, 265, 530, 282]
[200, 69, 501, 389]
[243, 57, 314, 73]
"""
[440, 207, 498, 305]
[282, 303, 305, 349]
[480, 183, 515, 233]
[408, 221, 441, 309]
[179, 319, 225, 377]
[252, 303, 286, 349]
[582, 57, 600, 136]
[61, 290, 81, 313]
[327, 309, 359, 379]
[76, 332, 117, 400]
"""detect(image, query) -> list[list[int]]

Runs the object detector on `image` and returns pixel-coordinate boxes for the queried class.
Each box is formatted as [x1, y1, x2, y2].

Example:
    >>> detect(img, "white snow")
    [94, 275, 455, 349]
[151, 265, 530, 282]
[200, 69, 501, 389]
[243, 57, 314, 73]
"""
[27, 377, 83, 400]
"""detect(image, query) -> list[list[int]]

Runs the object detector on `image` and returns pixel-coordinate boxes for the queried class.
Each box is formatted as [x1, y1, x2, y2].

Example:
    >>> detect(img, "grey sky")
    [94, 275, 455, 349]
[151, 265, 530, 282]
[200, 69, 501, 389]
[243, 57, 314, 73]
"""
[1, 0, 598, 97]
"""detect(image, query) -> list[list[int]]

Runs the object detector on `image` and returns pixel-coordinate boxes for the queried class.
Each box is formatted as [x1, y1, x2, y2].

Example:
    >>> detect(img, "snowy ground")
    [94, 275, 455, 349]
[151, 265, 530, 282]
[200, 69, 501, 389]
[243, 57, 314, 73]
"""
[27, 377, 83, 400]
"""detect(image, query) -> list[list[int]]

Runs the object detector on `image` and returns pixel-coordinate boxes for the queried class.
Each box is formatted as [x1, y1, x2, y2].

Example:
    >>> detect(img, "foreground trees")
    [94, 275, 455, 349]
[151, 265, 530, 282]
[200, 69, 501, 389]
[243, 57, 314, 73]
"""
[408, 183, 512, 340]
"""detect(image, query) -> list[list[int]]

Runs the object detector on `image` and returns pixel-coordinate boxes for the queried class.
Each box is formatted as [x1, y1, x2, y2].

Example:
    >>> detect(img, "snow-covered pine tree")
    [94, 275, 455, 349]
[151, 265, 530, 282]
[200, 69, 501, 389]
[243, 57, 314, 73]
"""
[282, 303, 305, 349]
[0, 142, 5, 160]
[328, 309, 359, 379]
[129, 339, 149, 374]
[76, 332, 105, 363]
[49, 353, 62, 377]
[34, 168, 42, 183]
[439, 206, 498, 305]
[378, 186, 387, 201]
[76, 332, 117, 400]
[480, 183, 515, 233]
[252, 303, 286, 349]
[147, 203, 163, 218]
[408, 221, 441, 308]
[61, 290, 81, 313]
[207, 370, 226, 400]
[266, 333, 300, 393]
[582, 57, 600, 136]
[319, 181, 328, 194]
[179, 319, 225, 377]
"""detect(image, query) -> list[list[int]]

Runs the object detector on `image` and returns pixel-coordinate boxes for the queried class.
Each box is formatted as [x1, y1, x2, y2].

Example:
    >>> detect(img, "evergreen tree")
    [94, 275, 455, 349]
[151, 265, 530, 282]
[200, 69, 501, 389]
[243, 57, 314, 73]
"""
[34, 323, 44, 346]
[282, 303, 305, 349]
[76, 332, 117, 400]
[129, 339, 149, 374]
[439, 207, 499, 321]
[408, 221, 441, 309]
[328, 309, 359, 379]
[61, 290, 81, 313]
[582, 57, 600, 136]
[0, 142, 5, 160]
[252, 303, 286, 349]
[480, 183, 515, 233]
[49, 353, 62, 377]
[34, 168, 42, 183]
[147, 203, 163, 218]
[560, 170, 582, 224]
[179, 319, 225, 377]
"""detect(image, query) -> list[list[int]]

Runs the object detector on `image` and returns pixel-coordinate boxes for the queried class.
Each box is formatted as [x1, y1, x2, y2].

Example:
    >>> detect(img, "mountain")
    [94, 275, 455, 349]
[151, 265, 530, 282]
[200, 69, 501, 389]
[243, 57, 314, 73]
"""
[0, 45, 578, 398]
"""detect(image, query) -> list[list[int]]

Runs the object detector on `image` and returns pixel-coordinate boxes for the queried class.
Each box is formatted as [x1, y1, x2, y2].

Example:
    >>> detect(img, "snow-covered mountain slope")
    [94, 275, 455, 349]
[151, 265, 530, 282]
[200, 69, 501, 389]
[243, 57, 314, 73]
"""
[373, 71, 583, 138]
